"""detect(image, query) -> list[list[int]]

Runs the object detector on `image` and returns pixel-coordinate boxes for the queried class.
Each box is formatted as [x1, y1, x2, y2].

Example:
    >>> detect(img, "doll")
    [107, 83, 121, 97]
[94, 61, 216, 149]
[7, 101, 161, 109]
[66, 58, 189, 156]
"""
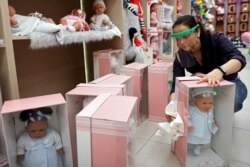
[17, 107, 64, 167]
[9, 5, 61, 36]
[90, 0, 113, 31]
[150, 3, 159, 27]
[150, 35, 159, 62]
[59, 9, 90, 32]
[188, 87, 218, 156]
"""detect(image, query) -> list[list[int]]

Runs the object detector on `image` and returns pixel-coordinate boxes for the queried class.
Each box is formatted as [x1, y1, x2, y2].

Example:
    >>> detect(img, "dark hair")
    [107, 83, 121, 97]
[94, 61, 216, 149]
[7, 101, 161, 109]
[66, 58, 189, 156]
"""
[19, 107, 53, 122]
[172, 15, 216, 69]
[129, 27, 138, 43]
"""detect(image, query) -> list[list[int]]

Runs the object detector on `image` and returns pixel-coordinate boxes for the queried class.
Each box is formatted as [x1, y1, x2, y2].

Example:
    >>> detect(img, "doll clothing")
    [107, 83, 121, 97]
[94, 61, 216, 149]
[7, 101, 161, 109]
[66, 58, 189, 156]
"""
[187, 105, 215, 145]
[17, 128, 64, 167]
[11, 14, 61, 36]
[61, 15, 89, 31]
[90, 14, 112, 31]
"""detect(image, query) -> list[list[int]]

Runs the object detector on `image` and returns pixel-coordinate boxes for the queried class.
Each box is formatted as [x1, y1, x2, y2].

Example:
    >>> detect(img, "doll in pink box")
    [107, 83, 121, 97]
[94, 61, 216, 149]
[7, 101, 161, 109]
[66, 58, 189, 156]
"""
[188, 87, 218, 156]
[90, 0, 113, 31]
[59, 9, 90, 32]
[17, 107, 64, 167]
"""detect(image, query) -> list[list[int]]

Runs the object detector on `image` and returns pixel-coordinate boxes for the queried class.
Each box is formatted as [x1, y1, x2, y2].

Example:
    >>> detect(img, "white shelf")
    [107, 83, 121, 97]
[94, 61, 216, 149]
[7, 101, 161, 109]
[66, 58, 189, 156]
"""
[12, 35, 29, 40]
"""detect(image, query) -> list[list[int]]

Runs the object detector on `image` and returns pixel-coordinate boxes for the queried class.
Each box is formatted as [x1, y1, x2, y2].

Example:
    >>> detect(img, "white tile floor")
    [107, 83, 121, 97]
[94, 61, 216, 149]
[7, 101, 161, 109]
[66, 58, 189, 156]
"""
[132, 48, 250, 167]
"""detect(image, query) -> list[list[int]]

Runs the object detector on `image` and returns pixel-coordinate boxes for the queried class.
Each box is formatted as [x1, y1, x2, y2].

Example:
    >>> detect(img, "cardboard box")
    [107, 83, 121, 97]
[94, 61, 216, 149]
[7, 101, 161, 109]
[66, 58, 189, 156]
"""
[65, 84, 125, 166]
[173, 77, 235, 167]
[1, 94, 73, 167]
[120, 63, 149, 126]
[76, 94, 137, 167]
[93, 49, 124, 79]
[87, 73, 133, 96]
[148, 62, 173, 122]
[0, 88, 8, 166]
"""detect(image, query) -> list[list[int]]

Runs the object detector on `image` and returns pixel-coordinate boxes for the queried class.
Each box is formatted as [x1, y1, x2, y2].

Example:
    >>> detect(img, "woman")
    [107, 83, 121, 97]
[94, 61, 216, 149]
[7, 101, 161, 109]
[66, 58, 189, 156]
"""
[167, 15, 247, 119]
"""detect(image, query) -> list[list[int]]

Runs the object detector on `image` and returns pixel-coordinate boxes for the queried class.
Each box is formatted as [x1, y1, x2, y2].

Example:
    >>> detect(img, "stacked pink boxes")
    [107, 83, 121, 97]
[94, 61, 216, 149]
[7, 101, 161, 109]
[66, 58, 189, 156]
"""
[88, 73, 133, 96]
[65, 84, 127, 166]
[120, 62, 150, 126]
[148, 62, 173, 122]
[1, 94, 73, 167]
[93, 49, 124, 79]
[76, 94, 138, 167]
[173, 77, 235, 167]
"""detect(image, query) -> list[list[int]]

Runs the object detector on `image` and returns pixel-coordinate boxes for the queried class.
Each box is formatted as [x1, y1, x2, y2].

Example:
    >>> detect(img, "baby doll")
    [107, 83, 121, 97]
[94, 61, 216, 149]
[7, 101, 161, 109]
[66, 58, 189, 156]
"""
[90, 0, 113, 31]
[150, 3, 159, 27]
[9, 5, 61, 36]
[188, 87, 218, 156]
[17, 107, 64, 167]
[150, 35, 159, 62]
[59, 9, 90, 32]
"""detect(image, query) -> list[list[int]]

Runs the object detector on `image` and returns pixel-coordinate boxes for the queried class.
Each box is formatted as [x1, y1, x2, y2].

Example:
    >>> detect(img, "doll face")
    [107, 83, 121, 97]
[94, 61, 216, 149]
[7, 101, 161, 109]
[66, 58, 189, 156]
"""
[94, 4, 105, 15]
[26, 119, 48, 139]
[193, 96, 214, 112]
[8, 5, 16, 16]
[173, 24, 200, 53]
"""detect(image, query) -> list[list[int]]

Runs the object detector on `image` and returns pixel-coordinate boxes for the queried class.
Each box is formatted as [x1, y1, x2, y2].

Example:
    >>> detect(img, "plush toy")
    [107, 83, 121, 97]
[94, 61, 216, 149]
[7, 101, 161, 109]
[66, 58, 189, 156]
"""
[90, 0, 113, 31]
[123, 0, 146, 35]
[59, 9, 90, 32]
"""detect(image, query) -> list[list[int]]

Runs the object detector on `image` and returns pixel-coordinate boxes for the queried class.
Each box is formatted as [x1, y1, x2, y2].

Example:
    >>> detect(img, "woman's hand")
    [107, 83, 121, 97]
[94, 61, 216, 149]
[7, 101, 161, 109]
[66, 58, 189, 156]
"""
[197, 68, 224, 86]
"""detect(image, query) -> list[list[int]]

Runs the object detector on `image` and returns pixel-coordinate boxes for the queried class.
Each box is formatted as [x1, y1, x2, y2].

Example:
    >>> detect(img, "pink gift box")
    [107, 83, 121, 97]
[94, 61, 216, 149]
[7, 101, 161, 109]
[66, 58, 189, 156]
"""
[87, 73, 133, 96]
[66, 84, 125, 166]
[120, 62, 149, 126]
[173, 77, 235, 167]
[1, 94, 73, 167]
[76, 94, 137, 167]
[93, 49, 124, 79]
[148, 62, 173, 122]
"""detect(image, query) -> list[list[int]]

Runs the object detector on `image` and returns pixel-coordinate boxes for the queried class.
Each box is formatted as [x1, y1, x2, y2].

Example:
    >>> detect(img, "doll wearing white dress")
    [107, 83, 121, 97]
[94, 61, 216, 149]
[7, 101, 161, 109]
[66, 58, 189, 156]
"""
[90, 0, 112, 31]
[188, 87, 218, 156]
[17, 107, 64, 167]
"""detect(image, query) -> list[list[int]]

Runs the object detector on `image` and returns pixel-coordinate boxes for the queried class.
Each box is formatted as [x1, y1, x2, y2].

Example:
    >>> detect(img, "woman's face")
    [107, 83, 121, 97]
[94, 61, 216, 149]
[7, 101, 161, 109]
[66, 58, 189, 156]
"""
[173, 24, 200, 52]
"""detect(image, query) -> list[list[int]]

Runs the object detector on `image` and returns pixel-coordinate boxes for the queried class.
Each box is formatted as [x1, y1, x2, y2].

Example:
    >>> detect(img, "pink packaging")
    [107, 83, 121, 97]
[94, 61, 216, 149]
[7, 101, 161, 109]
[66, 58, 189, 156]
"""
[66, 84, 125, 166]
[120, 62, 149, 126]
[0, 89, 8, 166]
[1, 94, 73, 167]
[87, 73, 133, 96]
[93, 49, 124, 79]
[76, 94, 137, 167]
[148, 62, 173, 122]
[173, 77, 235, 167]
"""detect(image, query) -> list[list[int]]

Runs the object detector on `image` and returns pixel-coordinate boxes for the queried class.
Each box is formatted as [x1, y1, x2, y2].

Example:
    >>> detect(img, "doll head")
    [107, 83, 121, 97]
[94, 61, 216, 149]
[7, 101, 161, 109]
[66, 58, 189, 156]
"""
[93, 0, 106, 15]
[8, 5, 16, 17]
[151, 3, 159, 13]
[191, 87, 215, 112]
[71, 9, 86, 19]
[19, 107, 53, 139]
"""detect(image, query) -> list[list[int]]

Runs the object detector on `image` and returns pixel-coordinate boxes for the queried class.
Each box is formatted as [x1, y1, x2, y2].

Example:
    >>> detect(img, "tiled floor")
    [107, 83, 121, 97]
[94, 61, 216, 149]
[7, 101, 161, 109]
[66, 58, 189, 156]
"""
[132, 48, 250, 167]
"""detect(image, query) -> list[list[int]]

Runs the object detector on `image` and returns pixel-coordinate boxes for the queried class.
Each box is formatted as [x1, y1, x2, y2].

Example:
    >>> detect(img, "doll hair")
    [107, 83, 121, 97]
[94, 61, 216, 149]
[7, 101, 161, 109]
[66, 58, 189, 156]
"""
[71, 9, 85, 19]
[93, 0, 106, 11]
[19, 107, 53, 126]
[129, 27, 138, 43]
[191, 87, 216, 99]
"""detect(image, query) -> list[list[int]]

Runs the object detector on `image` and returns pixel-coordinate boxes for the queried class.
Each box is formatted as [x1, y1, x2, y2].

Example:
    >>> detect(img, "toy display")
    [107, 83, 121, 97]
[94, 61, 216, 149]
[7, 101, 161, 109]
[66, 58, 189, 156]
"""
[90, 0, 113, 31]
[59, 9, 90, 32]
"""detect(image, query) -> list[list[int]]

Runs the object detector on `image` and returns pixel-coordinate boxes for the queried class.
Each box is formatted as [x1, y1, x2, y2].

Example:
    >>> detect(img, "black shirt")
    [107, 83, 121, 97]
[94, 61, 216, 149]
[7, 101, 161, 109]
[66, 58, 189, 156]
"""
[170, 32, 246, 94]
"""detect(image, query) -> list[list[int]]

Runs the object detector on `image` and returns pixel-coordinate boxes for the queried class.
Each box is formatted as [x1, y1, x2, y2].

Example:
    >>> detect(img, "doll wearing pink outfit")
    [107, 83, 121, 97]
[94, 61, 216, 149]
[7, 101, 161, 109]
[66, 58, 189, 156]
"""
[90, 0, 112, 31]
[59, 9, 90, 32]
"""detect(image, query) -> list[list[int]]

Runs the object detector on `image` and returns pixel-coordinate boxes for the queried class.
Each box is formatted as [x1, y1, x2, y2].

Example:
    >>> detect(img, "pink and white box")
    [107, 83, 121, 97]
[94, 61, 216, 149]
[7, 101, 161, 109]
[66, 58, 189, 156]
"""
[0, 88, 8, 166]
[120, 62, 150, 126]
[87, 73, 133, 96]
[0, 93, 73, 167]
[93, 49, 124, 79]
[66, 84, 126, 166]
[173, 77, 235, 167]
[148, 62, 173, 122]
[76, 93, 138, 167]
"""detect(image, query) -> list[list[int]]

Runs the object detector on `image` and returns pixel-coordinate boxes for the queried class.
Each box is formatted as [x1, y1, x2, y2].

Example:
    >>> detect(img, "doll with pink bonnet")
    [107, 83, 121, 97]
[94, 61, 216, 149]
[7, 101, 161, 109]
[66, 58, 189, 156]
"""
[90, 0, 113, 31]
[59, 9, 90, 32]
